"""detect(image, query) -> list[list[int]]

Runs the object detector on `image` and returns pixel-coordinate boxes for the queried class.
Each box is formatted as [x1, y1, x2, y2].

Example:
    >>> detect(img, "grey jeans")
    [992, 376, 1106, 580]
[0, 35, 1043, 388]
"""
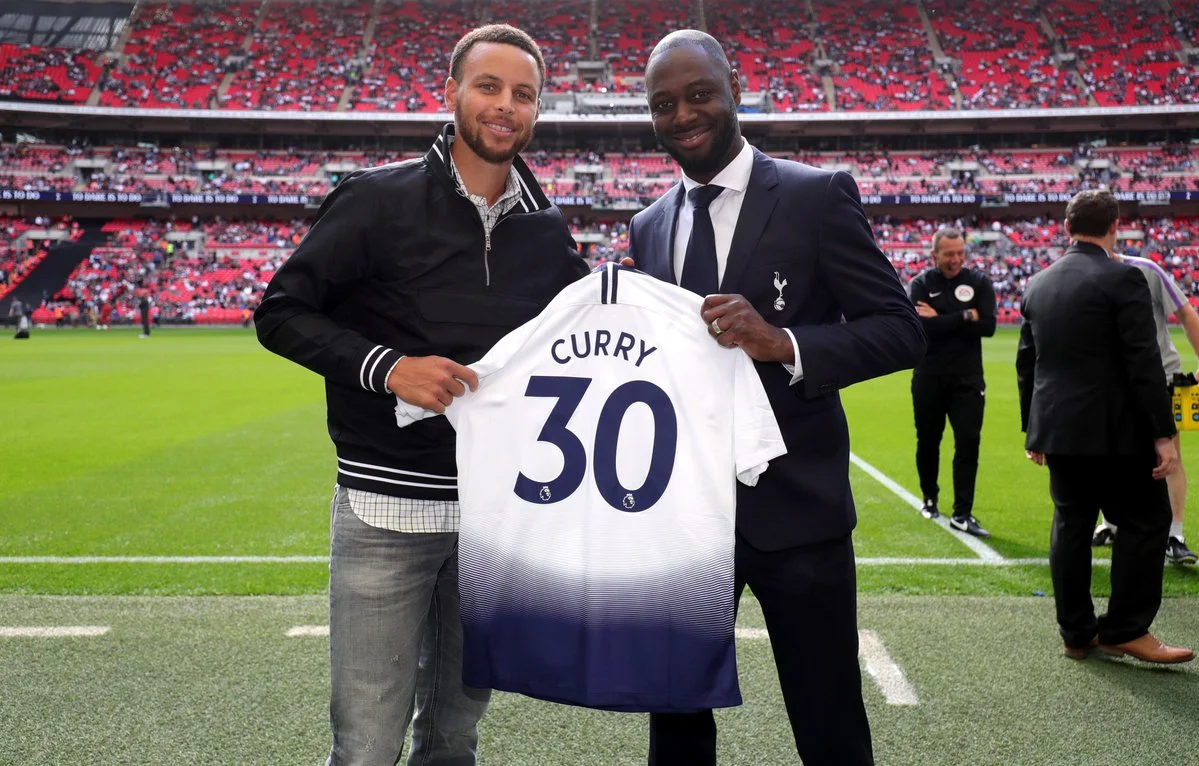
[326, 488, 490, 766]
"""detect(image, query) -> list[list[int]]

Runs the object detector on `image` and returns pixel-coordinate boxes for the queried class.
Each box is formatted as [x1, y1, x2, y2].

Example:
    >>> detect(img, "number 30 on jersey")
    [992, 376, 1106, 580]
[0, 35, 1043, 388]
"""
[513, 375, 678, 513]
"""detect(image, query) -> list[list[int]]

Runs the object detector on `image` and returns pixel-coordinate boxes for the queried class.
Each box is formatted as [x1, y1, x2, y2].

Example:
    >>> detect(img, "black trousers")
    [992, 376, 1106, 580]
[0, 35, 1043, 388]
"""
[912, 373, 985, 516]
[1045, 453, 1170, 648]
[647, 534, 873, 766]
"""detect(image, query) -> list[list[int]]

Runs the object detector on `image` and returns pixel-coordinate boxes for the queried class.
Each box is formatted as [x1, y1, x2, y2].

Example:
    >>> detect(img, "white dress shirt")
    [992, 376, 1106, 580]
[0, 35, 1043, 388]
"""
[673, 140, 803, 383]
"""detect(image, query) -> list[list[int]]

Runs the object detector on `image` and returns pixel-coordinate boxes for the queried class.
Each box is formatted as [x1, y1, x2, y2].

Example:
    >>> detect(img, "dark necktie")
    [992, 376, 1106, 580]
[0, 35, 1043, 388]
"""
[679, 184, 725, 296]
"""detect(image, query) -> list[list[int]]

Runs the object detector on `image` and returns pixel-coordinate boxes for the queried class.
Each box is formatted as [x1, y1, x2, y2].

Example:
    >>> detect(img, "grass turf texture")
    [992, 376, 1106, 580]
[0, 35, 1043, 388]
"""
[2, 594, 1196, 765]
[5, 327, 1199, 764]
[2, 326, 1196, 595]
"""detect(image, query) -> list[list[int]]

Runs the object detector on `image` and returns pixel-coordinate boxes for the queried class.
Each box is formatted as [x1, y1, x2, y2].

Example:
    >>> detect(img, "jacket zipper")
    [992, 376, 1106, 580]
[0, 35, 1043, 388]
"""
[483, 225, 492, 286]
[481, 204, 540, 288]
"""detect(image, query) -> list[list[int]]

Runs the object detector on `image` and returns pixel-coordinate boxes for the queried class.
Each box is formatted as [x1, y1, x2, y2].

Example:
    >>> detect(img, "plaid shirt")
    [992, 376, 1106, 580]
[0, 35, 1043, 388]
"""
[348, 136, 524, 534]
[449, 144, 525, 232]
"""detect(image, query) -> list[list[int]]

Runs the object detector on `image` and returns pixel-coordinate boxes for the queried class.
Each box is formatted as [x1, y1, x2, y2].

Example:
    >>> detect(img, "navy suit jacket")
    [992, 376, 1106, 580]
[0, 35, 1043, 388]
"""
[629, 148, 925, 550]
[1017, 242, 1175, 456]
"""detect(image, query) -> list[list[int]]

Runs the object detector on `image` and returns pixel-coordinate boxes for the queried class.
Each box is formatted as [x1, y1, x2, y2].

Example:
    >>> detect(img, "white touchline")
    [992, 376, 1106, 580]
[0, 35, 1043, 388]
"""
[737, 628, 919, 705]
[735, 627, 769, 639]
[0, 556, 1090, 566]
[286, 625, 330, 637]
[849, 452, 1005, 563]
[0, 626, 110, 637]
[857, 629, 919, 706]
[0, 556, 328, 564]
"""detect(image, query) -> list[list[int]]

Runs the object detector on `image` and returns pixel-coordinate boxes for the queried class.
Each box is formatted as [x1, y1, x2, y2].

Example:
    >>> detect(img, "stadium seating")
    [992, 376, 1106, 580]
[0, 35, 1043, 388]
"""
[100, 2, 258, 109]
[23, 209, 1199, 327]
[813, 0, 953, 111]
[925, 0, 1089, 109]
[5, 141, 1198, 202]
[223, 0, 371, 110]
[706, 0, 828, 112]
[0, 43, 101, 103]
[1045, 0, 1194, 107]
[4, 0, 1194, 111]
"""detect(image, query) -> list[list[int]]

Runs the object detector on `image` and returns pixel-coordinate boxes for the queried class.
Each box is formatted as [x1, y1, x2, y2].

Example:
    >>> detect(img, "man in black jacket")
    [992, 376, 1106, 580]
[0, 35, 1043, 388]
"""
[1017, 189, 1193, 664]
[255, 25, 588, 765]
[908, 228, 996, 537]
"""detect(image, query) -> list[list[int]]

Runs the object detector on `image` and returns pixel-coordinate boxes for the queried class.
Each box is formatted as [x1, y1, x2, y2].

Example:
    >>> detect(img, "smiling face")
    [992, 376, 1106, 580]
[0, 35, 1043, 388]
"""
[933, 235, 967, 279]
[645, 44, 742, 184]
[445, 41, 540, 165]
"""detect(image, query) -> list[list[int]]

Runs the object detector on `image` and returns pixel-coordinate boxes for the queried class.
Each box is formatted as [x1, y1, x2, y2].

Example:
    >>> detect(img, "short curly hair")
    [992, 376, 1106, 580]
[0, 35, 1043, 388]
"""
[449, 24, 546, 94]
[1065, 189, 1120, 238]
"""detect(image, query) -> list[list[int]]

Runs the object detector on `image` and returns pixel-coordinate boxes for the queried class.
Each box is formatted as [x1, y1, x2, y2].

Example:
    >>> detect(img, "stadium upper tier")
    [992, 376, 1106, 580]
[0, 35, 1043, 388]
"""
[1, 0, 1196, 112]
[2, 142, 1197, 205]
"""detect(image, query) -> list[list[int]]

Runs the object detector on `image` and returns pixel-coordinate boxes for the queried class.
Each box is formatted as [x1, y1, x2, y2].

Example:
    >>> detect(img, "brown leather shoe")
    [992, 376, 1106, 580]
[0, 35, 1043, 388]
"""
[1063, 636, 1098, 660]
[1098, 633, 1195, 664]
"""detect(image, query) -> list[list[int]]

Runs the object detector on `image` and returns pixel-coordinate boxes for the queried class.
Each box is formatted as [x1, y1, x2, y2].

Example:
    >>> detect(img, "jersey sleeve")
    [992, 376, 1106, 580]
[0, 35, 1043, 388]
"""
[732, 351, 788, 486]
[1155, 263, 1188, 313]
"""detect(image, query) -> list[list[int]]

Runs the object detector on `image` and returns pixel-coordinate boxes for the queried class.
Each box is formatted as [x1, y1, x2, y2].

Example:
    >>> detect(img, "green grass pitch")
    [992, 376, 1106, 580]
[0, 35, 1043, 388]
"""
[2, 326, 1197, 764]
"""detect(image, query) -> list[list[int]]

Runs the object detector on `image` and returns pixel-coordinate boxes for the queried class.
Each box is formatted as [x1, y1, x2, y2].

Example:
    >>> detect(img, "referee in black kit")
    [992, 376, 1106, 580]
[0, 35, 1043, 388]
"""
[908, 227, 996, 537]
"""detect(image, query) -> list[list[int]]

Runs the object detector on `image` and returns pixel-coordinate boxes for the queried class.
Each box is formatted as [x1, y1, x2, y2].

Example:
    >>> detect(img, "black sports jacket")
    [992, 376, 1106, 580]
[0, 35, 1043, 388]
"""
[255, 124, 589, 499]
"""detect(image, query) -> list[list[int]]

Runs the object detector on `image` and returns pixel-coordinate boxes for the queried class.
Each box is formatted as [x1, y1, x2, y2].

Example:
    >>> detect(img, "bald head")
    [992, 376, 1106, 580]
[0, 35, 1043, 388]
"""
[643, 29, 743, 184]
[647, 30, 731, 78]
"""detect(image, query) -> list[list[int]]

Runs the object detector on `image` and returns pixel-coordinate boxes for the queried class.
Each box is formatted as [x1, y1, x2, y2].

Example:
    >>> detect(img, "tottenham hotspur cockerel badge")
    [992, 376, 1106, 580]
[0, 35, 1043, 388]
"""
[773, 271, 788, 311]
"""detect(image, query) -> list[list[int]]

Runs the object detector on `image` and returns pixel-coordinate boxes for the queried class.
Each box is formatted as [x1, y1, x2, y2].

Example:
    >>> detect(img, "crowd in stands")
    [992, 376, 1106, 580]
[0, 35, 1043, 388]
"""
[99, 3, 257, 109]
[5, 141, 1198, 206]
[706, 0, 828, 112]
[814, 0, 954, 111]
[0, 43, 101, 103]
[222, 0, 371, 110]
[926, 0, 1089, 109]
[3, 0, 1198, 112]
[9, 211, 1199, 327]
[1046, 0, 1196, 107]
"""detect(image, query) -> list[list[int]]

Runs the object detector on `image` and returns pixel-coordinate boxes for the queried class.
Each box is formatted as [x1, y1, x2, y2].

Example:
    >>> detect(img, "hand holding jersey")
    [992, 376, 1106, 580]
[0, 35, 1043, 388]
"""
[701, 294, 796, 360]
[387, 355, 479, 413]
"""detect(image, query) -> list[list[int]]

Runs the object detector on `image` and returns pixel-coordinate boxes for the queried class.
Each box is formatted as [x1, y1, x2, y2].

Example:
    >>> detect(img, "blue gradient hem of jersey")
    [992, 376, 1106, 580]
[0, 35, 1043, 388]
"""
[461, 609, 742, 712]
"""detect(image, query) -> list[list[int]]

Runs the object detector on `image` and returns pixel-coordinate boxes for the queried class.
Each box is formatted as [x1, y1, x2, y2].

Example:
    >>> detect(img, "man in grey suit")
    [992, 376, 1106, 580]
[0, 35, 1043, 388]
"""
[1017, 189, 1193, 664]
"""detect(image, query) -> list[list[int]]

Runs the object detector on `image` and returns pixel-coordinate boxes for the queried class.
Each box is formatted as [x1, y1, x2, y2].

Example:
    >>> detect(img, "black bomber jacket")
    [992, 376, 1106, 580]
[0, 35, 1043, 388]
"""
[255, 124, 589, 499]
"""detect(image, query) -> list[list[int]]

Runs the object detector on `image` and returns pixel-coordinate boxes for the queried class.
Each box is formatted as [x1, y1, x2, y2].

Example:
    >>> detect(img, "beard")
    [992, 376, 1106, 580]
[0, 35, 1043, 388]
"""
[455, 104, 534, 165]
[658, 107, 739, 179]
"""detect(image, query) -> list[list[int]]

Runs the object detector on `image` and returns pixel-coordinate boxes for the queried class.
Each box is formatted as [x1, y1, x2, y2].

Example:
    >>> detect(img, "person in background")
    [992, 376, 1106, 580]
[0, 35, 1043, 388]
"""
[1091, 249, 1198, 565]
[907, 227, 997, 537]
[138, 292, 152, 338]
[1017, 189, 1193, 664]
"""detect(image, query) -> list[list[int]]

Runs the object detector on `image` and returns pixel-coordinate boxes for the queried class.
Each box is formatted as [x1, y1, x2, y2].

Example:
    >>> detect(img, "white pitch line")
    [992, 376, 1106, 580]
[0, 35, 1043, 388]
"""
[0, 556, 1086, 566]
[857, 629, 919, 706]
[286, 625, 330, 637]
[735, 627, 769, 639]
[738, 628, 920, 706]
[849, 451, 1004, 563]
[0, 626, 110, 637]
[0, 556, 327, 564]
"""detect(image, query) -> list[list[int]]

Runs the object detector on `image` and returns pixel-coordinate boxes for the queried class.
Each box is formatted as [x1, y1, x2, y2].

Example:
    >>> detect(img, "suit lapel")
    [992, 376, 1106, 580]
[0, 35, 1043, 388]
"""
[720, 149, 779, 293]
[650, 184, 686, 285]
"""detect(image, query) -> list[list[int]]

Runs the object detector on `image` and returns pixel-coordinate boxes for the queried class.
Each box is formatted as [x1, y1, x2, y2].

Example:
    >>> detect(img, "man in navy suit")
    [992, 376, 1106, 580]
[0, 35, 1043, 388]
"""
[629, 30, 926, 766]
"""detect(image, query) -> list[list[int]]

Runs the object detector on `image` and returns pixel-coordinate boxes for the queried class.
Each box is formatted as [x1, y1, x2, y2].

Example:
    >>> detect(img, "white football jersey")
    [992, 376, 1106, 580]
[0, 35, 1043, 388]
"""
[396, 263, 786, 712]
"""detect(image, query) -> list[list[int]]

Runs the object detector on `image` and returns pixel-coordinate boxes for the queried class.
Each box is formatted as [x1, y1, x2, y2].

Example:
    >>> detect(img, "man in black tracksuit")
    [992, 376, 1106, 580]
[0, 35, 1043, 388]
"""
[908, 227, 997, 537]
[255, 26, 588, 766]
